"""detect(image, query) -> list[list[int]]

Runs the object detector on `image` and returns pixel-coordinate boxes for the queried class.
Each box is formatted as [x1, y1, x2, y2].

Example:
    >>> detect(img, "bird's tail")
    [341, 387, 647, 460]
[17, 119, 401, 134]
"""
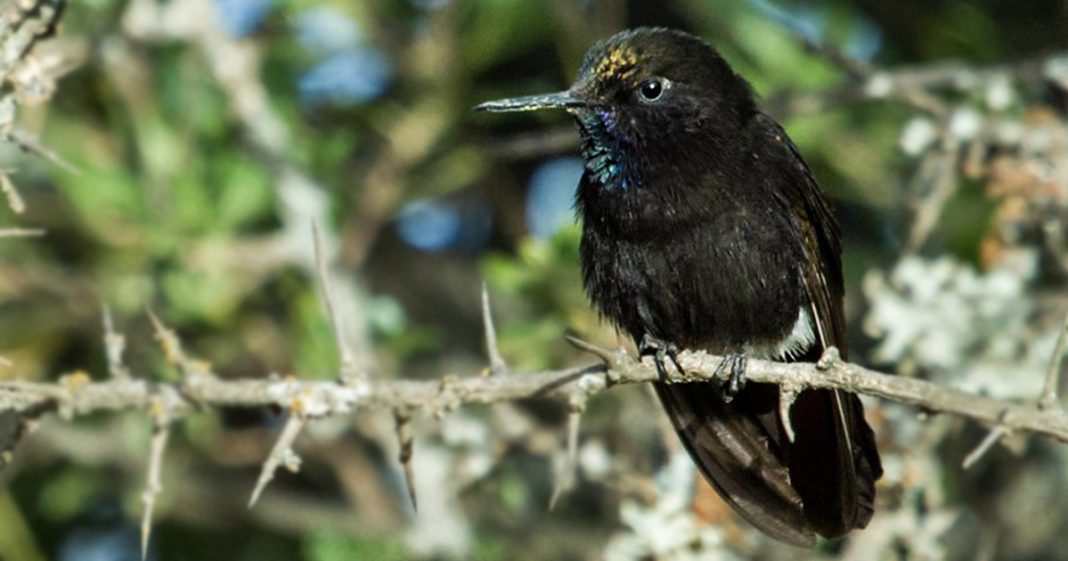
[654, 379, 880, 546]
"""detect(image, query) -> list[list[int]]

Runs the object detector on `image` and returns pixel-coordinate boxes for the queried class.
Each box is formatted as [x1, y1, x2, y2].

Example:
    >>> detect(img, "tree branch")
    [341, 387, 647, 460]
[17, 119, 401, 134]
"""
[4, 346, 1067, 443]
[766, 50, 1068, 119]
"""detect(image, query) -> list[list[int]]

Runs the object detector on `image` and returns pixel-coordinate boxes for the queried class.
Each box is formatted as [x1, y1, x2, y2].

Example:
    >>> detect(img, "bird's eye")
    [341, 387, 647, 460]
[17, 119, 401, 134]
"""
[638, 78, 666, 103]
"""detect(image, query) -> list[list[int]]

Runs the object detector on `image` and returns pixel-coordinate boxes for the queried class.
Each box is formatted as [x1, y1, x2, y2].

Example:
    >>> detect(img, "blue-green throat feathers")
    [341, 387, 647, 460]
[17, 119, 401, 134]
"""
[576, 109, 636, 191]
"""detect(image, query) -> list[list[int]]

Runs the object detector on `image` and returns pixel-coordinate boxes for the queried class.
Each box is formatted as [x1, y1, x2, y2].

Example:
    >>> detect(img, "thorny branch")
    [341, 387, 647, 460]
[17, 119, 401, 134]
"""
[961, 310, 1068, 468]
[4, 315, 1066, 548]
[3, 344, 1068, 443]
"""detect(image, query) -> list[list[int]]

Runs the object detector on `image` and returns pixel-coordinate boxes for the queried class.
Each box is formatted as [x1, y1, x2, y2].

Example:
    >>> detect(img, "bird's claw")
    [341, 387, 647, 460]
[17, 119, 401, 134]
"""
[639, 334, 685, 382]
[714, 353, 748, 402]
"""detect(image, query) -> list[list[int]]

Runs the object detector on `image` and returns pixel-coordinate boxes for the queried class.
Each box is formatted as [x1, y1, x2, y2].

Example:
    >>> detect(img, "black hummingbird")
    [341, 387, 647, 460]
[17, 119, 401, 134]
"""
[477, 27, 881, 546]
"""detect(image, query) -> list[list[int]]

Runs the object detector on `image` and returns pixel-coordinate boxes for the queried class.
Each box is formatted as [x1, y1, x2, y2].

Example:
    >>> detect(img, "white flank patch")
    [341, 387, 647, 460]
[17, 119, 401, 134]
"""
[748, 306, 817, 360]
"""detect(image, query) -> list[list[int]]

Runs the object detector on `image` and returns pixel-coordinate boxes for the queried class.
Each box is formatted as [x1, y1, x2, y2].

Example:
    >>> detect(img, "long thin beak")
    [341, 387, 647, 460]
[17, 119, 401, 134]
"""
[474, 90, 586, 112]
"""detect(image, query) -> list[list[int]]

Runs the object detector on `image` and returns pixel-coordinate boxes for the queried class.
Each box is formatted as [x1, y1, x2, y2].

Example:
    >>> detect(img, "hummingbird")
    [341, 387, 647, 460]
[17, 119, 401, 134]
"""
[476, 27, 881, 546]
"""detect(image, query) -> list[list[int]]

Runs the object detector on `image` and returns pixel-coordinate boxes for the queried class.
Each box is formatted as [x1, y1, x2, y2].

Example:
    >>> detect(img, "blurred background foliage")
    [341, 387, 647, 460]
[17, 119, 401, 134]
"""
[2, 0, 1068, 560]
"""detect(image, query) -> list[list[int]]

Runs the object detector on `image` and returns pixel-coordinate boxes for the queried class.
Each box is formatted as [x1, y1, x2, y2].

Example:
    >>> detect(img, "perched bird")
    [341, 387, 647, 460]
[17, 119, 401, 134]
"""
[476, 27, 881, 546]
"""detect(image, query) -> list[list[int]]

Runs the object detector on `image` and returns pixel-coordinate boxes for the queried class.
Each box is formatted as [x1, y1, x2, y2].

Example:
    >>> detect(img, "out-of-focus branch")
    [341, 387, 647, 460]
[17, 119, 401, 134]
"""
[0, 0, 63, 83]
[1040, 311, 1068, 410]
[963, 310, 1068, 469]
[767, 49, 1068, 119]
[4, 346, 1068, 444]
[0, 0, 70, 220]
[0, 227, 42, 237]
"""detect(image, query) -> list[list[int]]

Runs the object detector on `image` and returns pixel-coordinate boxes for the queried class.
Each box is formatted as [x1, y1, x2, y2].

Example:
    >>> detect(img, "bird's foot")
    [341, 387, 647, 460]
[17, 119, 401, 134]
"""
[714, 353, 748, 402]
[638, 334, 685, 382]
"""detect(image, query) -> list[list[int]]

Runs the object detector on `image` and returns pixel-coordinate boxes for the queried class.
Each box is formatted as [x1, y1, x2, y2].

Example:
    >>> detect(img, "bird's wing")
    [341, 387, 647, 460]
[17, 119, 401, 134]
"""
[756, 113, 882, 537]
[654, 114, 881, 545]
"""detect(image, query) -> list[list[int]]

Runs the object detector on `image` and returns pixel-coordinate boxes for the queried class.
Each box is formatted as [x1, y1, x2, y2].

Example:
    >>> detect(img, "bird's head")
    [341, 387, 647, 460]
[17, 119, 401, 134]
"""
[476, 28, 757, 191]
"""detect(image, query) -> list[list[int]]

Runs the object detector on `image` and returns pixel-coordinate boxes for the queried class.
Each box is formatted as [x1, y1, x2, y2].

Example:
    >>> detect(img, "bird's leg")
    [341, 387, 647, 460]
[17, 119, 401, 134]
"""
[639, 334, 685, 382]
[714, 353, 748, 402]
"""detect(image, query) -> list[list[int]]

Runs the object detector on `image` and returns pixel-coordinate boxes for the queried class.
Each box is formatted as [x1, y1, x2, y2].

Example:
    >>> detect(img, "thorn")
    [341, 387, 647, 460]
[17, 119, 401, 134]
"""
[147, 308, 186, 367]
[102, 305, 129, 380]
[778, 383, 801, 443]
[312, 222, 360, 383]
[140, 422, 170, 561]
[147, 309, 213, 379]
[564, 335, 621, 366]
[481, 282, 507, 376]
[393, 409, 417, 512]
[549, 399, 584, 510]
[817, 346, 842, 370]
[0, 171, 25, 214]
[249, 413, 305, 508]
[1039, 311, 1068, 410]
[962, 426, 1009, 469]
[8, 128, 81, 175]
